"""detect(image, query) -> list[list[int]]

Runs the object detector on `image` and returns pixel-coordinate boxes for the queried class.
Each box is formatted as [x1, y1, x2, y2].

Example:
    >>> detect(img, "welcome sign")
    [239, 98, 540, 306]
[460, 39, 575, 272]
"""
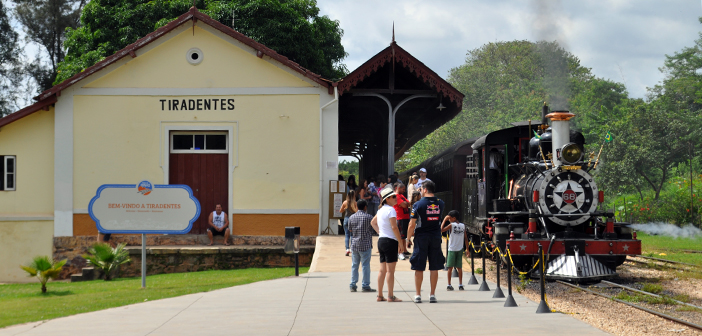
[89, 181, 201, 234]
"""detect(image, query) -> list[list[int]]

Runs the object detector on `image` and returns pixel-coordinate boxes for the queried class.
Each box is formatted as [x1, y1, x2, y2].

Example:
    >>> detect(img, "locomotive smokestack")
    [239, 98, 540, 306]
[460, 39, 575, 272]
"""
[541, 103, 549, 128]
[546, 111, 575, 166]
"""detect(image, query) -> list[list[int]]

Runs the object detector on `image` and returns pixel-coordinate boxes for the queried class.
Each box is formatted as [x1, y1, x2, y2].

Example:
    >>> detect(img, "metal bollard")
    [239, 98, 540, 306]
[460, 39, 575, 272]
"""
[468, 238, 478, 285]
[504, 243, 517, 307]
[536, 243, 551, 313]
[493, 248, 505, 298]
[478, 241, 490, 291]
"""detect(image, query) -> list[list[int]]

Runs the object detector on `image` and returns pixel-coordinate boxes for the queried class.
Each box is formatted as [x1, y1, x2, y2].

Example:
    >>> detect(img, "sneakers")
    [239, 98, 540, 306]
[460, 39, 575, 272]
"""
[430, 295, 437, 303]
[447, 284, 454, 291]
[398, 253, 406, 260]
[414, 295, 422, 303]
[459, 284, 465, 291]
[361, 287, 377, 292]
[350, 286, 357, 292]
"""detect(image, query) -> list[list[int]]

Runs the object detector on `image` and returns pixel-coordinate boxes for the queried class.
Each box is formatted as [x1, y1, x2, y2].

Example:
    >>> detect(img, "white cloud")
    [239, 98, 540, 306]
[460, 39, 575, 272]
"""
[318, 0, 702, 98]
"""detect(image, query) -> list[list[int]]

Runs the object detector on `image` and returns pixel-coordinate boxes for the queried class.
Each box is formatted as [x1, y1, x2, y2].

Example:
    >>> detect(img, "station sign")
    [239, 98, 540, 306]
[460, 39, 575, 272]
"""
[89, 181, 201, 234]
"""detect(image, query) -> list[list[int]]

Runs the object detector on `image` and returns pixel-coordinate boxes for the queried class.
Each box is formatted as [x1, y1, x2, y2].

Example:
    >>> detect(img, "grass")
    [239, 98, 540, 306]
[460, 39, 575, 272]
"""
[677, 306, 702, 313]
[0, 267, 307, 328]
[614, 290, 678, 306]
[637, 233, 702, 266]
[641, 283, 663, 294]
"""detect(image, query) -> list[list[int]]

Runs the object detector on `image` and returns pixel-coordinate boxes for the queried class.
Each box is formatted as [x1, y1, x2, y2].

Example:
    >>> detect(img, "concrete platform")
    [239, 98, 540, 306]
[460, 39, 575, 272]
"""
[0, 236, 609, 335]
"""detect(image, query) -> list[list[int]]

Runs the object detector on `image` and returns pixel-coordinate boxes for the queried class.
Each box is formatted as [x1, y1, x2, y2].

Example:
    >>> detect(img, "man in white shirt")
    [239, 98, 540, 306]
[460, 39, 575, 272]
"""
[415, 168, 432, 190]
[207, 204, 230, 246]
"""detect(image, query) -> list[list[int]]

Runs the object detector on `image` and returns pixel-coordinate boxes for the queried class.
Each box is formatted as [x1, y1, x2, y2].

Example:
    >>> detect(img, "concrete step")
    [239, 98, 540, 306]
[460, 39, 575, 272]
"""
[81, 267, 96, 280]
[70, 273, 85, 282]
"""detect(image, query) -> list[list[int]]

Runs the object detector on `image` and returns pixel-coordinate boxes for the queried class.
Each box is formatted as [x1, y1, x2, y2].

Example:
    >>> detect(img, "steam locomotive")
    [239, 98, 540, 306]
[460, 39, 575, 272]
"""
[401, 105, 641, 282]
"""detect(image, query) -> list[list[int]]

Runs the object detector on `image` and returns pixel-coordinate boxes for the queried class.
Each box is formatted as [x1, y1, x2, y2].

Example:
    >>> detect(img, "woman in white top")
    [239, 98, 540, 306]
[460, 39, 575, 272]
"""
[371, 188, 406, 302]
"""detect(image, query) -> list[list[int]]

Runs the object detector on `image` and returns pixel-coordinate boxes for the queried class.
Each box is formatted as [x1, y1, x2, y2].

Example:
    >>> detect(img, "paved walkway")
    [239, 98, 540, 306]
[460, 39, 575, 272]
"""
[1, 236, 609, 336]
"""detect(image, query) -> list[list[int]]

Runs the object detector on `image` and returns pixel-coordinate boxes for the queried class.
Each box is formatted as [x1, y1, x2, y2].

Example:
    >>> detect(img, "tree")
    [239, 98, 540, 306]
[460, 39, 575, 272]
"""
[397, 40, 604, 171]
[12, 0, 84, 91]
[0, 0, 21, 116]
[56, 0, 347, 85]
[20, 256, 67, 293]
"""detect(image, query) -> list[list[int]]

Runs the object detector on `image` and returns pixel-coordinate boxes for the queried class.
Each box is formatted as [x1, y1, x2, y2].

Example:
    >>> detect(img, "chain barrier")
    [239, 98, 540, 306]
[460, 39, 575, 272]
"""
[466, 239, 556, 313]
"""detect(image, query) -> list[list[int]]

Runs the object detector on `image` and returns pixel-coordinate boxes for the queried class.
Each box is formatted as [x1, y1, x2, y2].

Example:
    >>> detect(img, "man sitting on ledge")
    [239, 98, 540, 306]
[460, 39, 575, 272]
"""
[208, 204, 230, 246]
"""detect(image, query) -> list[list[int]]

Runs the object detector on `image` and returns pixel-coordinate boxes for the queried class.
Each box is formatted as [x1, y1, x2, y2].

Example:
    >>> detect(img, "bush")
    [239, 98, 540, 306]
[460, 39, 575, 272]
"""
[83, 243, 131, 281]
[20, 256, 67, 293]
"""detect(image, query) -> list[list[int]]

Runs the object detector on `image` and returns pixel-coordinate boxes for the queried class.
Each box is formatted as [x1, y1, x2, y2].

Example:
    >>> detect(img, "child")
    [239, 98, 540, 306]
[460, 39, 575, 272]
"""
[441, 210, 468, 290]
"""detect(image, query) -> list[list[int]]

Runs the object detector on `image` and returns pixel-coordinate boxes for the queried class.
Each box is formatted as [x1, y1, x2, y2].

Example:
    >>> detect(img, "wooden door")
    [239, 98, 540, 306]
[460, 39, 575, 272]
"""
[169, 153, 228, 234]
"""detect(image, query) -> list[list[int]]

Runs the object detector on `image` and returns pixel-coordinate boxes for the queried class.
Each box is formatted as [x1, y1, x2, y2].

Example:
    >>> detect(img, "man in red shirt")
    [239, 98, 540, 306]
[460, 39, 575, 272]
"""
[393, 182, 411, 260]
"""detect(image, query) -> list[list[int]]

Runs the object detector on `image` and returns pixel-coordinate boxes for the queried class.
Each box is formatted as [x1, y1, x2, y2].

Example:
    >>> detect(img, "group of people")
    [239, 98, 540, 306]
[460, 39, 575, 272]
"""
[341, 168, 469, 303]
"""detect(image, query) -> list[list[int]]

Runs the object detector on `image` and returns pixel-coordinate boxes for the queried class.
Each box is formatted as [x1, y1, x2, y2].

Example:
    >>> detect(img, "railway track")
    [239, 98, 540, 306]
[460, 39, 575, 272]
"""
[556, 280, 702, 332]
[638, 255, 702, 268]
[627, 256, 702, 273]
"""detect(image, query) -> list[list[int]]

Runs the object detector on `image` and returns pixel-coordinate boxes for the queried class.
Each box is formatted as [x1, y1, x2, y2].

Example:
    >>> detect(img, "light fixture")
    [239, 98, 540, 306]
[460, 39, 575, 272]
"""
[436, 97, 446, 111]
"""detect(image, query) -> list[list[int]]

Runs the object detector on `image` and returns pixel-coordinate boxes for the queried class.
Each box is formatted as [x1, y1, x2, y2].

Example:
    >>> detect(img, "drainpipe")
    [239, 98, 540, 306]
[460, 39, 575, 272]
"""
[319, 86, 338, 235]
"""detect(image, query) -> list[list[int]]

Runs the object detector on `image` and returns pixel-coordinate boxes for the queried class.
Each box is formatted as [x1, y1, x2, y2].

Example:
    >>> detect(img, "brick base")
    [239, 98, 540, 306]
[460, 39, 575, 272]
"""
[53, 235, 316, 279]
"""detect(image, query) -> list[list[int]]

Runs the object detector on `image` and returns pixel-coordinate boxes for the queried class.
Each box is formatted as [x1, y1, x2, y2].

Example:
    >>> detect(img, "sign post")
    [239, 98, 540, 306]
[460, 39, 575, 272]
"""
[89, 181, 200, 288]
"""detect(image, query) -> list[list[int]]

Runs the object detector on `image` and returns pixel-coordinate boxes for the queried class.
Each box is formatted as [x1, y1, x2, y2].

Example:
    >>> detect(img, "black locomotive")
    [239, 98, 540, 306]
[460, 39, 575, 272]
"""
[401, 105, 641, 281]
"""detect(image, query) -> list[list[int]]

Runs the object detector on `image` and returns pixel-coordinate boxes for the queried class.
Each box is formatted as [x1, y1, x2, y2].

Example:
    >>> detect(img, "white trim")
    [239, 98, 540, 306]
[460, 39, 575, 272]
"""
[74, 87, 324, 96]
[162, 122, 237, 232]
[3, 156, 15, 191]
[170, 131, 228, 154]
[73, 209, 89, 214]
[0, 216, 54, 221]
[54, 87, 75, 237]
[230, 209, 320, 214]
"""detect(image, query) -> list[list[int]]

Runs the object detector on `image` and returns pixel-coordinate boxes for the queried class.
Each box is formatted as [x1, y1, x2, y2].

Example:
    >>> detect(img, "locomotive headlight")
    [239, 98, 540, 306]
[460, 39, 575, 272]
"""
[560, 143, 583, 165]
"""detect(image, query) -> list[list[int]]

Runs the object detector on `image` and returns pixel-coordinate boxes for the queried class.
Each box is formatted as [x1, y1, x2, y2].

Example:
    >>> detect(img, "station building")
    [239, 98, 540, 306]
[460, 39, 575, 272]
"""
[0, 8, 463, 282]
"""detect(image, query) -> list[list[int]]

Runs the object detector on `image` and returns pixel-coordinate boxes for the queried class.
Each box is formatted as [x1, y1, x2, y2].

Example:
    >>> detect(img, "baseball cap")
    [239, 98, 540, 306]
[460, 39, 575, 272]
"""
[419, 168, 427, 173]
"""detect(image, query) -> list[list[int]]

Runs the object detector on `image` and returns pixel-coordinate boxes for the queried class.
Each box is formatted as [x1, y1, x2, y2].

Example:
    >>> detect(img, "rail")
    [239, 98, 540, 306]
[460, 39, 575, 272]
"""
[601, 280, 702, 310]
[556, 280, 702, 332]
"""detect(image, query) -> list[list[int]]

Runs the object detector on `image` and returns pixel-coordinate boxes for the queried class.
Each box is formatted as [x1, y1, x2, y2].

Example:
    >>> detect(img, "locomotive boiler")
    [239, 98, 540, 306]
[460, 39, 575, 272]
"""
[401, 105, 641, 282]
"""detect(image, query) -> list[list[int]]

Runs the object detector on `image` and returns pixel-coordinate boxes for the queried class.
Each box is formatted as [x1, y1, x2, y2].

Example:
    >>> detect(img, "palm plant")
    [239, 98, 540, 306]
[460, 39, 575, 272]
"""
[83, 243, 131, 280]
[20, 256, 67, 293]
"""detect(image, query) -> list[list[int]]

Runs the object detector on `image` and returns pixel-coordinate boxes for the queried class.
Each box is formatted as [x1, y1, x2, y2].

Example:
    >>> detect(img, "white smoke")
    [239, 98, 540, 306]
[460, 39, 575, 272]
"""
[630, 223, 702, 238]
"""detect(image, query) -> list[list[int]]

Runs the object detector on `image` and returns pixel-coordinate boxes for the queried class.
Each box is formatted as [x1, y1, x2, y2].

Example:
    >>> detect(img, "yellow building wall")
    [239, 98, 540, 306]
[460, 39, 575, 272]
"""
[0, 220, 54, 283]
[72, 95, 320, 211]
[0, 109, 54, 215]
[84, 25, 313, 89]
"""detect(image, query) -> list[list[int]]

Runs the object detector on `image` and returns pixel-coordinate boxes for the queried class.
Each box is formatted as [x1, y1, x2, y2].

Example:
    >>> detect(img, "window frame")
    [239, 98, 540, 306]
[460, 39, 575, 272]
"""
[2, 155, 16, 191]
[169, 132, 228, 154]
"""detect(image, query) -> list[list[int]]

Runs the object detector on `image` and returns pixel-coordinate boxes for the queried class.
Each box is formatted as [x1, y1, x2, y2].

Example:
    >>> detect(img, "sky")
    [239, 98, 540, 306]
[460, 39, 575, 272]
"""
[318, 0, 702, 100]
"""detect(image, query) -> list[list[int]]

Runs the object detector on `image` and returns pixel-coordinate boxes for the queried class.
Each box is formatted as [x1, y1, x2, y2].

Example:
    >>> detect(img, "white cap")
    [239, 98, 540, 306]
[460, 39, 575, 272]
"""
[419, 168, 427, 173]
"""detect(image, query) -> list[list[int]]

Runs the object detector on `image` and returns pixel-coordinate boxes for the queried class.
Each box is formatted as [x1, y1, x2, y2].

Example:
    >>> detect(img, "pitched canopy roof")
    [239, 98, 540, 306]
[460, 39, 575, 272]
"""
[337, 42, 465, 168]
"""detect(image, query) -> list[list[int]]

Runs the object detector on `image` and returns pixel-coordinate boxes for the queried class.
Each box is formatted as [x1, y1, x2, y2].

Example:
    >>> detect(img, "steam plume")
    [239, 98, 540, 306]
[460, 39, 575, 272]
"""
[631, 223, 702, 239]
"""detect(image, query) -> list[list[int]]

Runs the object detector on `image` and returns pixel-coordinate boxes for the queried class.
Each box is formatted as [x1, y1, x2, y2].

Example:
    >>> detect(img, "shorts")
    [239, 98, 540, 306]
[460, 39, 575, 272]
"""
[208, 227, 227, 236]
[446, 250, 463, 268]
[410, 234, 446, 271]
[377, 237, 399, 263]
[398, 219, 409, 239]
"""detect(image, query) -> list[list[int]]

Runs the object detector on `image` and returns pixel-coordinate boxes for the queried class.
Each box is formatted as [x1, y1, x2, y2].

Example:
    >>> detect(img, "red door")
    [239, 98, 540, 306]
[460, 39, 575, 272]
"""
[169, 153, 228, 234]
